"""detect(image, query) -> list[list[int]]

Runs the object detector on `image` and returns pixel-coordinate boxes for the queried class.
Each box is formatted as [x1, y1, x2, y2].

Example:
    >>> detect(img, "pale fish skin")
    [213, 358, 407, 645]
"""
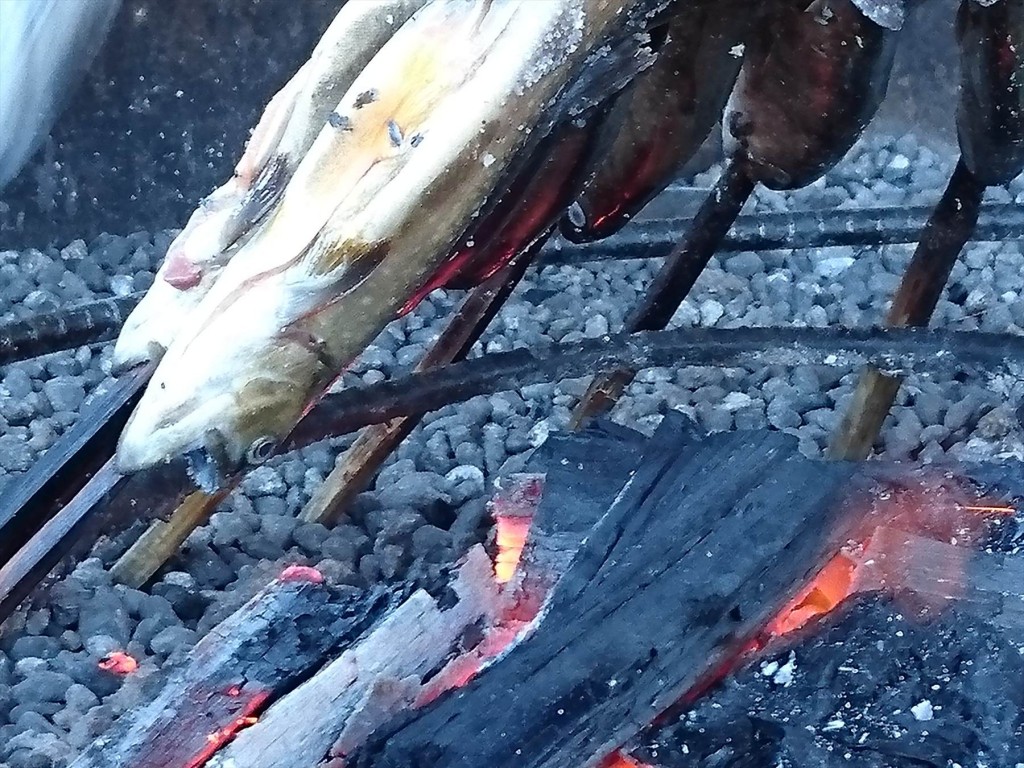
[111, 0, 428, 371]
[117, 0, 662, 480]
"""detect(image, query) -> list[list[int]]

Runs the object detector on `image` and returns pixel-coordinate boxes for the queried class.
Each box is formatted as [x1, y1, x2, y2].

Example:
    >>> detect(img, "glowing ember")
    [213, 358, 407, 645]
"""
[98, 651, 138, 675]
[767, 488, 1014, 638]
[494, 515, 531, 584]
[278, 564, 324, 583]
[184, 691, 268, 768]
[600, 752, 654, 768]
[768, 549, 860, 636]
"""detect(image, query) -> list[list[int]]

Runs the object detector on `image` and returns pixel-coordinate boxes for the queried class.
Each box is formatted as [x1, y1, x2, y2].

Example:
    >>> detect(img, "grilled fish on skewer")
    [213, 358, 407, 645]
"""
[956, 0, 1024, 185]
[724, 0, 902, 189]
[410, 97, 623, 302]
[116, 0, 665, 484]
[562, 0, 753, 243]
[111, 0, 427, 370]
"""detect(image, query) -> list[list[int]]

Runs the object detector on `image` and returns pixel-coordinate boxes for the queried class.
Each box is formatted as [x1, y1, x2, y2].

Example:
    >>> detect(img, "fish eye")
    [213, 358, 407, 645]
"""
[246, 436, 277, 465]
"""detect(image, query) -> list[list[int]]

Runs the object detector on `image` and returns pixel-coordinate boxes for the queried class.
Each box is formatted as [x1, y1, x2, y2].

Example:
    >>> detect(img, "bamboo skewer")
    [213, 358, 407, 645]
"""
[300, 239, 542, 526]
[568, 161, 755, 429]
[109, 489, 227, 589]
[826, 159, 986, 460]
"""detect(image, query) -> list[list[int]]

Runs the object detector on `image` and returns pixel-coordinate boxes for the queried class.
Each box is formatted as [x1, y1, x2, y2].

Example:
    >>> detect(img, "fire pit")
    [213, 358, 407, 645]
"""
[1, 0, 1024, 766]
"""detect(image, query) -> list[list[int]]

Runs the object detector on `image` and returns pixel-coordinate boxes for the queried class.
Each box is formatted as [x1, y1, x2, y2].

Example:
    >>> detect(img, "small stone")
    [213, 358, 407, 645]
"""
[42, 376, 85, 412]
[12, 671, 73, 703]
[724, 252, 764, 278]
[815, 255, 856, 278]
[699, 299, 724, 327]
[11, 635, 60, 661]
[583, 314, 609, 338]
[376, 472, 452, 509]
[241, 466, 287, 497]
[82, 634, 120, 658]
[292, 522, 329, 556]
[2, 368, 33, 399]
[149, 626, 197, 656]
[910, 699, 933, 721]
[260, 515, 297, 549]
[0, 434, 33, 472]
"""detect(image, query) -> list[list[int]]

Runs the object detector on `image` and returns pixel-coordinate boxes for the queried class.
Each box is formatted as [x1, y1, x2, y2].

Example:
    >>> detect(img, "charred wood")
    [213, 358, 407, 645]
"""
[209, 548, 498, 768]
[351, 421, 862, 768]
[0, 294, 140, 365]
[68, 570, 391, 768]
[0, 360, 153, 567]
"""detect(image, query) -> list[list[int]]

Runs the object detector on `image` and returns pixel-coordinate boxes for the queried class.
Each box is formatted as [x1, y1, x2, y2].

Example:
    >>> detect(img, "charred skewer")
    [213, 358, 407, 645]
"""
[0, 294, 140, 366]
[6, 202, 1023, 367]
[0, 361, 153, 568]
[288, 326, 1024, 450]
[570, 0, 903, 428]
[5, 325, 1022, 624]
[828, 0, 1024, 460]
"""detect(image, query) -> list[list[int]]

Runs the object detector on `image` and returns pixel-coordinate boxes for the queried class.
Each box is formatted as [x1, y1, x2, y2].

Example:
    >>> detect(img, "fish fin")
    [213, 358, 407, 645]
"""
[223, 154, 291, 248]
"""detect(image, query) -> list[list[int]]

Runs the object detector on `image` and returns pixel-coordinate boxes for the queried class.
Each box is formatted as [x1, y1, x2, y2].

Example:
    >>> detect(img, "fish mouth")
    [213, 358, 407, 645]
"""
[115, 391, 238, 478]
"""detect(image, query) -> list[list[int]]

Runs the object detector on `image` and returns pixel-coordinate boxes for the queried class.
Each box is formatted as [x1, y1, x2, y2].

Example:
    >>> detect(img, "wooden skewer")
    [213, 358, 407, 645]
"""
[109, 489, 227, 589]
[826, 158, 986, 460]
[568, 161, 755, 430]
[301, 240, 541, 526]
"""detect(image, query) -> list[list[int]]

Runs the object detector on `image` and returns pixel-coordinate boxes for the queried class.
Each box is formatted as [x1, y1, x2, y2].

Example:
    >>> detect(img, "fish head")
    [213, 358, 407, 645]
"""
[115, 283, 333, 485]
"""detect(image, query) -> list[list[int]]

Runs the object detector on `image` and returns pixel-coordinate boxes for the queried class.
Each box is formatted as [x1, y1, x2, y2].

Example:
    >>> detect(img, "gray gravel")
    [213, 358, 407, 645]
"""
[1, 133, 1023, 767]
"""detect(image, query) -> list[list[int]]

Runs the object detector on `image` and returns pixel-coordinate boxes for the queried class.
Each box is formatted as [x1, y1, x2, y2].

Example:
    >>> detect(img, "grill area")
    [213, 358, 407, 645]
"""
[2, 0, 1024, 766]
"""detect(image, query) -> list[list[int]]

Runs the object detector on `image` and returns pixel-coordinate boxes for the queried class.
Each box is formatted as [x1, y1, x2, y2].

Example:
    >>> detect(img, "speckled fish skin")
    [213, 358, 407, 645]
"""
[955, 0, 1024, 185]
[561, 0, 753, 243]
[111, 0, 427, 371]
[723, 0, 902, 190]
[116, 0, 667, 481]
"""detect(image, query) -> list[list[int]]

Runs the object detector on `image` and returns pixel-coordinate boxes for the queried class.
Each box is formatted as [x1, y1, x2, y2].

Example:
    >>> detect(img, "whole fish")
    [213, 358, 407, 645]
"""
[562, 0, 753, 243]
[116, 0, 666, 486]
[111, 0, 428, 370]
[724, 0, 902, 189]
[955, 0, 1024, 185]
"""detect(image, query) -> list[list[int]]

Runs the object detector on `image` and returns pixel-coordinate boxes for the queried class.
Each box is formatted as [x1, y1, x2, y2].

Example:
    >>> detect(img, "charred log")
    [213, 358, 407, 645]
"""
[351, 421, 863, 768]
[68, 569, 390, 768]
[207, 548, 498, 768]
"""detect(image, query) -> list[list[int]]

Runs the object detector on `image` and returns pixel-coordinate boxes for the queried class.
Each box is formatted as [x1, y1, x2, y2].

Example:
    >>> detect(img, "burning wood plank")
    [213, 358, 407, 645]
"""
[67, 566, 391, 768]
[207, 548, 499, 768]
[348, 420, 863, 767]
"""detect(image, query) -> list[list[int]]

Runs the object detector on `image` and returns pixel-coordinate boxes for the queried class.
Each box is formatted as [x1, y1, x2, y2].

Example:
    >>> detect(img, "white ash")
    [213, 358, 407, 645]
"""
[0, 133, 1023, 767]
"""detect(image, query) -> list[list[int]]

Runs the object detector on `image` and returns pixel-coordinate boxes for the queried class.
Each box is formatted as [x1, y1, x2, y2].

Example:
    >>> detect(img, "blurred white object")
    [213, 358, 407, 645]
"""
[0, 0, 121, 189]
